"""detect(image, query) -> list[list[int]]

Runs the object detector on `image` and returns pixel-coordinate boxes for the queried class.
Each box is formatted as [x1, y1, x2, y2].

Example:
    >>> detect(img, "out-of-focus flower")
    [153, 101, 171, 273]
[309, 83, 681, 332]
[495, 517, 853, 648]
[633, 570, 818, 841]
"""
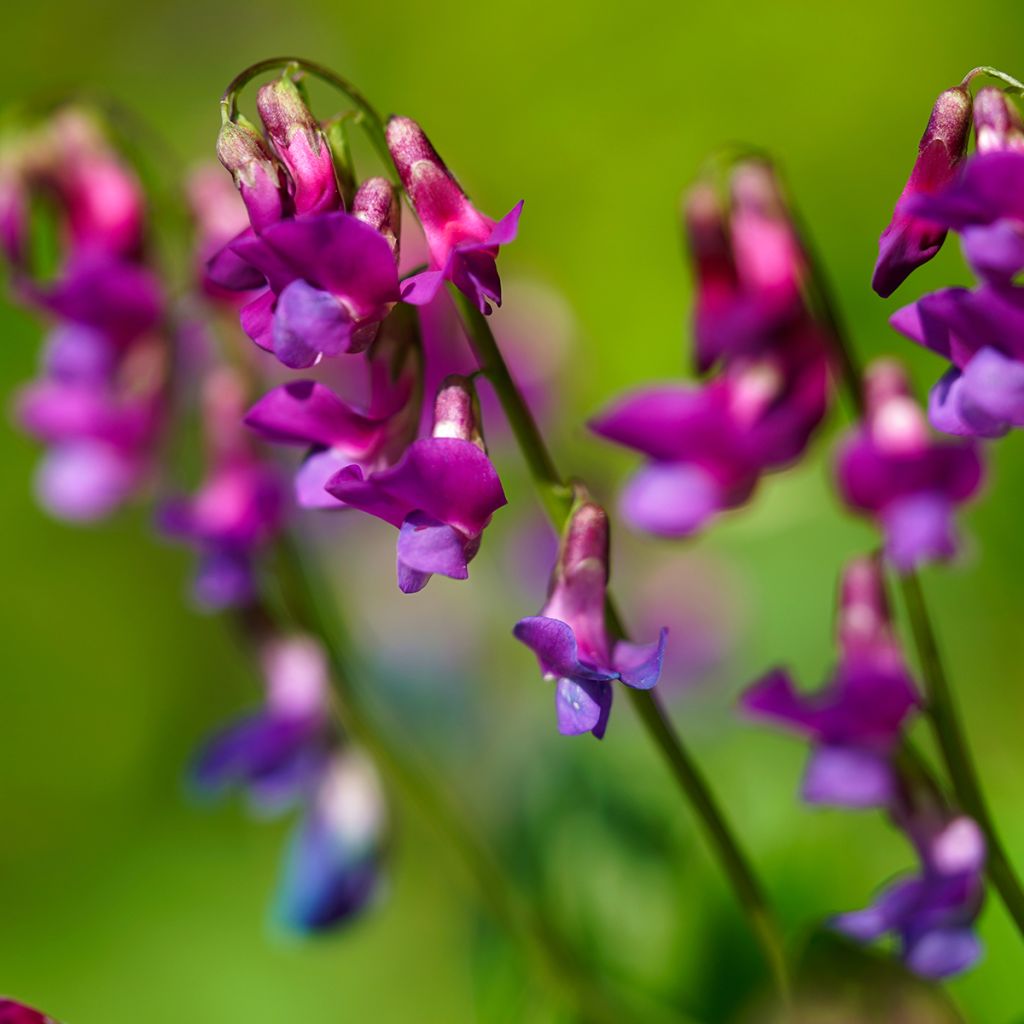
[835, 815, 986, 979]
[973, 87, 1024, 155]
[275, 748, 387, 932]
[741, 557, 919, 808]
[386, 115, 522, 314]
[590, 331, 829, 536]
[160, 368, 284, 610]
[0, 1000, 60, 1024]
[872, 87, 972, 297]
[514, 500, 667, 738]
[187, 164, 257, 301]
[326, 376, 506, 593]
[193, 634, 332, 812]
[836, 360, 983, 571]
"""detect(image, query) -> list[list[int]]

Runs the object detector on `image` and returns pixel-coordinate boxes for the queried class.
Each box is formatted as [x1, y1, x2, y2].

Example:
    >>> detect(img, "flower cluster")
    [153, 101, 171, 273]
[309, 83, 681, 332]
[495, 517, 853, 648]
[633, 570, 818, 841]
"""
[591, 160, 831, 535]
[514, 499, 667, 737]
[193, 632, 386, 932]
[1, 108, 167, 521]
[742, 556, 984, 976]
[876, 84, 1024, 437]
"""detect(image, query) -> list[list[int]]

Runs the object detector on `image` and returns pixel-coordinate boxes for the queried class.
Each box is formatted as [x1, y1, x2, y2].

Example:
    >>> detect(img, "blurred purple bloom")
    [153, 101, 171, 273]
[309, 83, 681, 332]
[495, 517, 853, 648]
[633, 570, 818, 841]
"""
[872, 87, 972, 297]
[325, 376, 506, 593]
[836, 360, 983, 571]
[386, 115, 522, 314]
[275, 749, 387, 933]
[0, 1000, 60, 1024]
[514, 501, 667, 738]
[835, 816, 986, 979]
[741, 557, 919, 808]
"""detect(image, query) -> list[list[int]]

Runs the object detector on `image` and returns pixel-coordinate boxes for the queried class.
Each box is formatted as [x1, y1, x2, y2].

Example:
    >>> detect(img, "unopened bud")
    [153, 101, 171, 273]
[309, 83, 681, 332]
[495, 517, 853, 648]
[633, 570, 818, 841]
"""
[863, 359, 929, 454]
[838, 555, 891, 655]
[216, 116, 285, 230]
[559, 500, 610, 583]
[973, 87, 1024, 154]
[431, 375, 485, 449]
[352, 177, 400, 259]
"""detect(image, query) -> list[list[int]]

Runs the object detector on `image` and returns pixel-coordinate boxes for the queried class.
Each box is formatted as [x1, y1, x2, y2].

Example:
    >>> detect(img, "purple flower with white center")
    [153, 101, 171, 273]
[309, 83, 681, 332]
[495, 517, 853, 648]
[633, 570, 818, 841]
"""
[835, 815, 986, 979]
[872, 87, 972, 297]
[836, 360, 983, 572]
[160, 369, 285, 610]
[513, 500, 668, 739]
[0, 1000, 60, 1024]
[257, 75, 340, 218]
[275, 748, 387, 933]
[325, 375, 506, 593]
[245, 325, 420, 509]
[590, 330, 830, 537]
[741, 557, 919, 808]
[192, 634, 332, 813]
[386, 115, 522, 314]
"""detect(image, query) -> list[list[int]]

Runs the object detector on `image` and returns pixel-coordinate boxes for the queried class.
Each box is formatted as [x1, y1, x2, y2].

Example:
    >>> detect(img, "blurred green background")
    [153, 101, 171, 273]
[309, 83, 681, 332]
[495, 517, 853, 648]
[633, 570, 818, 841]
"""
[3, 1, 1024, 1020]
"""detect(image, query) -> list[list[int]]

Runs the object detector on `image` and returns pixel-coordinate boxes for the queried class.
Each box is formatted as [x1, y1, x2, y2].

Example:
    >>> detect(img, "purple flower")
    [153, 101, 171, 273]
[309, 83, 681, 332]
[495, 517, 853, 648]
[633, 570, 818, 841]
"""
[192, 634, 332, 813]
[836, 360, 983, 571]
[835, 815, 986, 979]
[160, 369, 285, 611]
[325, 376, 506, 593]
[741, 557, 919, 808]
[513, 500, 668, 738]
[0, 1001, 60, 1024]
[275, 749, 387, 933]
[386, 115, 522, 314]
[973, 87, 1024, 156]
[245, 328, 420, 510]
[872, 87, 972, 297]
[590, 331, 830, 537]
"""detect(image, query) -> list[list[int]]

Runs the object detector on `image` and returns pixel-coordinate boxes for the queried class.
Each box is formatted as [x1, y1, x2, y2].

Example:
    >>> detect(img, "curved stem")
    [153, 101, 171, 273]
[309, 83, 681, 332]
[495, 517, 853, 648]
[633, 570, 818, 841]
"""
[220, 57, 396, 182]
[450, 287, 791, 999]
[961, 66, 1024, 95]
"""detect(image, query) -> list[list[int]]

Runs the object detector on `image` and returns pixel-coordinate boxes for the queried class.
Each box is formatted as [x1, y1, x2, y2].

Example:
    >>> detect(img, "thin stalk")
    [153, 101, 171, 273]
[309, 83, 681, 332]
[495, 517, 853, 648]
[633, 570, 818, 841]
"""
[272, 530, 697, 1024]
[451, 287, 791, 1000]
[799, 243, 1024, 938]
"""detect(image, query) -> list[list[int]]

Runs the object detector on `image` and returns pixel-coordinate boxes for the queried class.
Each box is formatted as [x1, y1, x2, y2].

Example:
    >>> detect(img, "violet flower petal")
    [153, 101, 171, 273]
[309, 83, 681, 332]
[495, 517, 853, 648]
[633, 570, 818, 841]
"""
[905, 928, 983, 979]
[613, 628, 669, 690]
[882, 493, 957, 572]
[397, 512, 470, 591]
[801, 744, 896, 808]
[555, 677, 612, 738]
[272, 280, 355, 369]
[620, 462, 723, 537]
[513, 616, 618, 682]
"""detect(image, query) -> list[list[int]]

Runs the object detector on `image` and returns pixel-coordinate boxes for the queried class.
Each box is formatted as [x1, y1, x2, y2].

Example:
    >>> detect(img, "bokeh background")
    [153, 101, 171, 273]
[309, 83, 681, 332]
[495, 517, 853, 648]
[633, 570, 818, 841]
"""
[3, 1, 1024, 1020]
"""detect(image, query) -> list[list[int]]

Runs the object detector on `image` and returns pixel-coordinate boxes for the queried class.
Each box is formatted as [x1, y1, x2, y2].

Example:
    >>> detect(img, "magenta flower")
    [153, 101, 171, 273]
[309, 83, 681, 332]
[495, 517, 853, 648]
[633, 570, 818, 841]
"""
[245, 332, 419, 509]
[513, 501, 667, 738]
[216, 116, 288, 233]
[326, 376, 506, 593]
[0, 1000, 60, 1024]
[159, 369, 284, 610]
[872, 87, 972, 297]
[386, 115, 522, 314]
[275, 749, 387, 933]
[835, 815, 985, 979]
[193, 634, 332, 812]
[590, 332, 829, 536]
[741, 557, 919, 808]
[836, 361, 983, 571]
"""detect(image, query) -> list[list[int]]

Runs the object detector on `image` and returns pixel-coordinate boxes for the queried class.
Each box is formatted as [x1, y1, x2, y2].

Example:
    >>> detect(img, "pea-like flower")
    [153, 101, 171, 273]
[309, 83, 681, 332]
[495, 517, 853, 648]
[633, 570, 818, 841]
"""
[836, 360, 983, 571]
[325, 375, 506, 593]
[741, 557, 919, 808]
[386, 115, 522, 314]
[513, 500, 667, 738]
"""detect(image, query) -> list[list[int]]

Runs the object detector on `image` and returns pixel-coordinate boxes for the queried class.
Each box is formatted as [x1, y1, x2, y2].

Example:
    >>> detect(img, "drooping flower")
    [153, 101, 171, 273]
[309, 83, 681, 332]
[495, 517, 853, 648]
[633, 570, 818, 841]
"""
[192, 634, 333, 812]
[216, 115, 288, 233]
[245, 313, 420, 509]
[590, 330, 829, 536]
[872, 87, 973, 297]
[513, 500, 668, 738]
[159, 368, 284, 610]
[325, 375, 506, 593]
[836, 360, 983, 571]
[275, 748, 387, 933]
[386, 115, 522, 314]
[835, 814, 986, 979]
[0, 1000, 60, 1024]
[741, 556, 919, 808]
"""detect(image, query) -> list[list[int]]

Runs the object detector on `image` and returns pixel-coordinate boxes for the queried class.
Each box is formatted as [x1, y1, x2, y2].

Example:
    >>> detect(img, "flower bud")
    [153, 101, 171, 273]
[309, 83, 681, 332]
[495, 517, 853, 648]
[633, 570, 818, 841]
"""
[257, 76, 339, 216]
[837, 555, 891, 656]
[973, 87, 1024, 154]
[863, 359, 929, 454]
[216, 115, 286, 231]
[872, 87, 972, 297]
[352, 176, 400, 259]
[558, 499, 610, 584]
[431, 375, 484, 449]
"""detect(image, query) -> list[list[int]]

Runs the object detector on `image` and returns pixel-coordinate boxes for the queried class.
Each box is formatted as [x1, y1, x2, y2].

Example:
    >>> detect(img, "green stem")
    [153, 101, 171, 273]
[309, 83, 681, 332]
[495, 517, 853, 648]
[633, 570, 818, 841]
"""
[961, 66, 1024, 94]
[220, 57, 396, 183]
[451, 287, 791, 1000]
[272, 531, 697, 1024]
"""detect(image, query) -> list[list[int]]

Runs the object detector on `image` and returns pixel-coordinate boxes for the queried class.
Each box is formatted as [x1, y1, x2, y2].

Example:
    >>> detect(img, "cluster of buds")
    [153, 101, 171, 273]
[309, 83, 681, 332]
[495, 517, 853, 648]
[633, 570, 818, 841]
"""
[192, 632, 387, 931]
[742, 556, 985, 977]
[209, 70, 518, 592]
[1, 108, 167, 521]
[591, 160, 831, 536]
[875, 82, 1024, 437]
